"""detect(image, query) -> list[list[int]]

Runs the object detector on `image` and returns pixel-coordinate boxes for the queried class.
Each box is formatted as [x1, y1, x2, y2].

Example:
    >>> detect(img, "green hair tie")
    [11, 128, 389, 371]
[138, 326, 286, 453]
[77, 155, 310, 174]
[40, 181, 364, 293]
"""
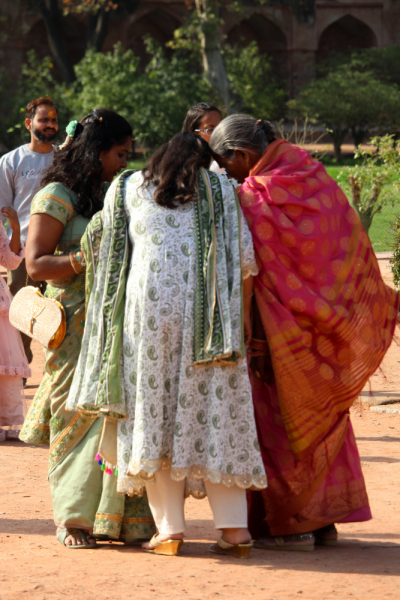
[66, 120, 78, 138]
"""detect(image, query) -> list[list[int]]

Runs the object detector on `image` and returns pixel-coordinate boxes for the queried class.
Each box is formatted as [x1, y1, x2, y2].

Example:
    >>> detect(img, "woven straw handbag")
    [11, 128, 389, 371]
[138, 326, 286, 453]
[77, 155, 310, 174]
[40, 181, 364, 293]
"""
[9, 286, 67, 349]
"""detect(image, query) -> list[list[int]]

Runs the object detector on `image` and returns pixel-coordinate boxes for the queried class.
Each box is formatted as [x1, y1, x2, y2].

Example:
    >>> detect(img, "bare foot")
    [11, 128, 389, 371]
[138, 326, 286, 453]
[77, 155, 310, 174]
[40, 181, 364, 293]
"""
[142, 532, 183, 550]
[221, 527, 252, 545]
[57, 527, 97, 548]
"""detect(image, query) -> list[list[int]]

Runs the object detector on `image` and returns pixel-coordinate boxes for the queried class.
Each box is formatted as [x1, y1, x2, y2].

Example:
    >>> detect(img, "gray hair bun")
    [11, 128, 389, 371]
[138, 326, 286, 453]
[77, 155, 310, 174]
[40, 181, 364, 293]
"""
[209, 114, 275, 158]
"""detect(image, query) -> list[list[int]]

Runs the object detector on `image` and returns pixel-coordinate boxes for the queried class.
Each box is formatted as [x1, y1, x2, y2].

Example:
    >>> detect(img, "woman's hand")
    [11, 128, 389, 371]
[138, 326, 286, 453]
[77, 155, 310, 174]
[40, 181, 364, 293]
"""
[1, 207, 20, 232]
[250, 354, 273, 384]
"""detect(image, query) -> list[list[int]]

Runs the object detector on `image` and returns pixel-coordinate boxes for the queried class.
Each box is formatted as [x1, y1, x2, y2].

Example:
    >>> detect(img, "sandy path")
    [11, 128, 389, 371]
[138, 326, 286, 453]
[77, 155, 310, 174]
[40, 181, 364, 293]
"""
[1, 260, 399, 599]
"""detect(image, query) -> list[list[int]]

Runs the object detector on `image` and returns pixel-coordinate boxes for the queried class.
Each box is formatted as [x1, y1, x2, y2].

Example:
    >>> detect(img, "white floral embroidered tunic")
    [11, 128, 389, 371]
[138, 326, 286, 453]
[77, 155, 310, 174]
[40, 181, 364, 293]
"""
[117, 171, 266, 496]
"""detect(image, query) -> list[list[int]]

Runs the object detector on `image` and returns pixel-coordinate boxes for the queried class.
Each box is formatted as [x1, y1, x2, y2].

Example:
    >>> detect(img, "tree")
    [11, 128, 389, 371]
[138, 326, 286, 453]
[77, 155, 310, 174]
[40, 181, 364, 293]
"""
[341, 135, 400, 233]
[318, 46, 400, 90]
[288, 68, 400, 161]
[223, 41, 285, 120]
[25, 0, 139, 84]
[69, 40, 212, 150]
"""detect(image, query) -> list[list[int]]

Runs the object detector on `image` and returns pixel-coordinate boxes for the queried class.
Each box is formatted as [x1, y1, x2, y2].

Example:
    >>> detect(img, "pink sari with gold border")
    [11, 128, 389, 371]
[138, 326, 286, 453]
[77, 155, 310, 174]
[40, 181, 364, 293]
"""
[240, 140, 398, 536]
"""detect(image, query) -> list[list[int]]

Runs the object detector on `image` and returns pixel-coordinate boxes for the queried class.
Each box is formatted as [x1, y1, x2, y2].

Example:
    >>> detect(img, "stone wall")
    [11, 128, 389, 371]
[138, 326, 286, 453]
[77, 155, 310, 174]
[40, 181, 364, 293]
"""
[0, 0, 399, 96]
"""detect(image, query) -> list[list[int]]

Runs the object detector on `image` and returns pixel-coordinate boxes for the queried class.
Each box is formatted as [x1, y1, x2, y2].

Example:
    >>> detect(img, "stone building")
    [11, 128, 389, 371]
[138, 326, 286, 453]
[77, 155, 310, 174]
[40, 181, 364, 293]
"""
[0, 0, 399, 96]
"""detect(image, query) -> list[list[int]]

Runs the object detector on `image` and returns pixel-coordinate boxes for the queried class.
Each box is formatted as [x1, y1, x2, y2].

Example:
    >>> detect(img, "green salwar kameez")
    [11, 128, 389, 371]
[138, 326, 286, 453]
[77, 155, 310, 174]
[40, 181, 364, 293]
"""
[20, 182, 155, 542]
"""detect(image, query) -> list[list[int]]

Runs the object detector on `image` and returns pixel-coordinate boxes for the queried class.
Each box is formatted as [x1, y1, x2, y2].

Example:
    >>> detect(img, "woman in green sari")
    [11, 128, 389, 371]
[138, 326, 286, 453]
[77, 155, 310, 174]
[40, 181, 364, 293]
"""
[20, 109, 155, 548]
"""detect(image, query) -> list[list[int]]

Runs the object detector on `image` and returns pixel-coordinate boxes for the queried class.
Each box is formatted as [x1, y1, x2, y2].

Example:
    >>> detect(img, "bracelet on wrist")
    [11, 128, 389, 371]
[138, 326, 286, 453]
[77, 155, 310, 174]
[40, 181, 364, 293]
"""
[243, 292, 254, 299]
[69, 250, 86, 274]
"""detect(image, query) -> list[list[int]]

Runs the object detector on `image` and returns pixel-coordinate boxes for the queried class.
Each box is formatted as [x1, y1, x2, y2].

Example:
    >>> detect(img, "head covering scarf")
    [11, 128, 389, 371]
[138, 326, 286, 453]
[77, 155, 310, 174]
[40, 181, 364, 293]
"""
[239, 139, 399, 460]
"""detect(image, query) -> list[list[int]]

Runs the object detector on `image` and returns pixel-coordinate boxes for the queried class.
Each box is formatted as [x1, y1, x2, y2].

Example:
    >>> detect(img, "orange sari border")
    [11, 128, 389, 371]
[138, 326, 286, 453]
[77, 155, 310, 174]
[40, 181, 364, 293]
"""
[240, 139, 399, 460]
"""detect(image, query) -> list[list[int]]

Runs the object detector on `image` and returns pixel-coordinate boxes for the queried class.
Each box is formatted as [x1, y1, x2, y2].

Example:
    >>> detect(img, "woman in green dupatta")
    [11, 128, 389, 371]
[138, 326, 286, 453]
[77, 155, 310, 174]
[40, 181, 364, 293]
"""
[67, 133, 267, 558]
[20, 109, 155, 548]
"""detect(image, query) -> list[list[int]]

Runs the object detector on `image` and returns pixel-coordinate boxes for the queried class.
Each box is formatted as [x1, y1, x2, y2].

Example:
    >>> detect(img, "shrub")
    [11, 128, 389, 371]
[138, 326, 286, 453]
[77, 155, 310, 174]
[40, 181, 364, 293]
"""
[288, 69, 400, 162]
[340, 135, 400, 234]
[390, 217, 400, 289]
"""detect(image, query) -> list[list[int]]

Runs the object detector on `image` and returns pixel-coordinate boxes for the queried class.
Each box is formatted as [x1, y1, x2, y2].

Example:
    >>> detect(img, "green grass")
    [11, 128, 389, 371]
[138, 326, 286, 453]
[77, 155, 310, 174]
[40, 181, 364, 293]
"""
[127, 159, 146, 171]
[326, 166, 399, 252]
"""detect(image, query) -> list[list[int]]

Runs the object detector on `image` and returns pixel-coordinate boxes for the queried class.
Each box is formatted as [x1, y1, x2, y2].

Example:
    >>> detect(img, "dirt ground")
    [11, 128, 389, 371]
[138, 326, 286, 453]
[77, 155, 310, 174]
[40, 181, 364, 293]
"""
[1, 259, 400, 600]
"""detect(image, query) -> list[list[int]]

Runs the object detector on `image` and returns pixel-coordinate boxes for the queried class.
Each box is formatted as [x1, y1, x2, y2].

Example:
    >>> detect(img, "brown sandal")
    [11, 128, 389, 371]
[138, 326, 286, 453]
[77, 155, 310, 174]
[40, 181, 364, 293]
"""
[254, 533, 315, 552]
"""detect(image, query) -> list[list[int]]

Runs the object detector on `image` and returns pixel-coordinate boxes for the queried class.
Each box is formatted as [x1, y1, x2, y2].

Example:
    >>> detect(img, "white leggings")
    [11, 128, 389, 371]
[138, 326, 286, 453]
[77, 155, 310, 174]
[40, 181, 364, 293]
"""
[145, 469, 248, 535]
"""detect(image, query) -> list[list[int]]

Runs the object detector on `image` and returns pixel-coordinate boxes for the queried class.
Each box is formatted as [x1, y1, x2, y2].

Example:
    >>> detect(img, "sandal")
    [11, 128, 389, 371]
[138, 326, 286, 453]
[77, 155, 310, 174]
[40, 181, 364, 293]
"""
[254, 533, 315, 552]
[314, 524, 338, 547]
[142, 534, 183, 556]
[210, 536, 252, 559]
[57, 527, 97, 549]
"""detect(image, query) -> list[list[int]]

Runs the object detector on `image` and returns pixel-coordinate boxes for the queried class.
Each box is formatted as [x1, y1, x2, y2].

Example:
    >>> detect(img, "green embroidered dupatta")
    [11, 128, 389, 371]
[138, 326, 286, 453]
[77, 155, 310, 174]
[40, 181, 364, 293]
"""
[67, 168, 245, 419]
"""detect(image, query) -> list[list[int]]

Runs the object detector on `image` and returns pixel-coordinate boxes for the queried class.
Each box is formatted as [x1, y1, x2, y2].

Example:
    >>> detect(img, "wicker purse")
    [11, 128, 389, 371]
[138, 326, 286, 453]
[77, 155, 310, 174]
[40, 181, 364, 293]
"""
[9, 286, 67, 349]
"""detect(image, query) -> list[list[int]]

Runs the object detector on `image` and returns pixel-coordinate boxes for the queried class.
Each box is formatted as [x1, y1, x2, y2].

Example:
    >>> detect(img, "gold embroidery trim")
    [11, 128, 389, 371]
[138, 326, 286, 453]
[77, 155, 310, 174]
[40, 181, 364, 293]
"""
[96, 513, 123, 523]
[122, 517, 154, 524]
[34, 194, 74, 215]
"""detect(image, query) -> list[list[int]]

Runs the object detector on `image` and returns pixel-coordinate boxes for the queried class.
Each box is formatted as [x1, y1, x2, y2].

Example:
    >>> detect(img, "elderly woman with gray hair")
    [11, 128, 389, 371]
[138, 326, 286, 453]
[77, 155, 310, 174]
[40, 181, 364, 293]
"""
[209, 114, 398, 551]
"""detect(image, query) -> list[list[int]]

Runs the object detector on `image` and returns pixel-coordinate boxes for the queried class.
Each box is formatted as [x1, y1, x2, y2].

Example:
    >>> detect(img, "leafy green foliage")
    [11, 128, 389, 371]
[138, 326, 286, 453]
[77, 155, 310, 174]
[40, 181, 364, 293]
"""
[340, 135, 400, 233]
[288, 68, 400, 161]
[2, 51, 71, 149]
[390, 217, 400, 289]
[223, 41, 285, 120]
[318, 45, 400, 89]
[69, 40, 212, 150]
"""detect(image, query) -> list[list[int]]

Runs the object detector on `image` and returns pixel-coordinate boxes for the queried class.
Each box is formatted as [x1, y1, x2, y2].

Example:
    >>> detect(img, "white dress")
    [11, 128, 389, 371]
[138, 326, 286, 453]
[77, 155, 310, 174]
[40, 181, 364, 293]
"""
[0, 222, 30, 426]
[117, 171, 266, 497]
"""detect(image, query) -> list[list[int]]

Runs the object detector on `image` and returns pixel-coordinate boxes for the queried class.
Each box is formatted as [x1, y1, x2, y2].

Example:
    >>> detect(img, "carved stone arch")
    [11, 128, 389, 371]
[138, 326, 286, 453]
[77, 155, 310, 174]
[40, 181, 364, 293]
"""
[23, 14, 86, 74]
[226, 13, 288, 82]
[317, 15, 377, 62]
[123, 8, 182, 61]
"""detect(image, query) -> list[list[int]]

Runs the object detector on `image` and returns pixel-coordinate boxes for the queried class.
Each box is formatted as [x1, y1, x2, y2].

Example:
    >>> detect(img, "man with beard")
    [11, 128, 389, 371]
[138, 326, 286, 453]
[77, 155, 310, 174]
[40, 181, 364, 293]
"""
[0, 96, 58, 374]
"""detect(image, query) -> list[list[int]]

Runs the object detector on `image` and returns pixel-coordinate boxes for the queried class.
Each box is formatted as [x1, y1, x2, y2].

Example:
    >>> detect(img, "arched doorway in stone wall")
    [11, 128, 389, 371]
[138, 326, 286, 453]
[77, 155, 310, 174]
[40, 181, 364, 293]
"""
[227, 14, 288, 83]
[317, 15, 377, 62]
[124, 8, 181, 61]
[23, 15, 86, 78]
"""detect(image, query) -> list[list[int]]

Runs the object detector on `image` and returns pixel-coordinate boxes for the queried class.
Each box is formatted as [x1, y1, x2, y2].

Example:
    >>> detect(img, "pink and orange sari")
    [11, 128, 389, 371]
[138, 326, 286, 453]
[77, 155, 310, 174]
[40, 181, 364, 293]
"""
[240, 139, 399, 536]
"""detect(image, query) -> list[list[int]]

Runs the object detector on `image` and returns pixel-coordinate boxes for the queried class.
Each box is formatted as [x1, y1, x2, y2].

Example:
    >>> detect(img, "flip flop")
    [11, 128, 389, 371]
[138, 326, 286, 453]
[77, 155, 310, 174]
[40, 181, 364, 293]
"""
[57, 527, 97, 549]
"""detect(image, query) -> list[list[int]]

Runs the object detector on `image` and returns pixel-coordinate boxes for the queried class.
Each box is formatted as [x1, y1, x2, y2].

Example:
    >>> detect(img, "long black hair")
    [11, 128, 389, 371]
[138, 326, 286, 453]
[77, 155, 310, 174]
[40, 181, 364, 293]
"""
[142, 132, 211, 209]
[182, 102, 222, 134]
[41, 108, 132, 218]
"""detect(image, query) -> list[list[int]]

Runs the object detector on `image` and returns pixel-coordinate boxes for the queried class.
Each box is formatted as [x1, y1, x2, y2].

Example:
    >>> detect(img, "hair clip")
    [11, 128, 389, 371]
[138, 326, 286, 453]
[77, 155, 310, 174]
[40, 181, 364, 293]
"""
[59, 120, 79, 150]
[99, 117, 103, 122]
[256, 119, 262, 125]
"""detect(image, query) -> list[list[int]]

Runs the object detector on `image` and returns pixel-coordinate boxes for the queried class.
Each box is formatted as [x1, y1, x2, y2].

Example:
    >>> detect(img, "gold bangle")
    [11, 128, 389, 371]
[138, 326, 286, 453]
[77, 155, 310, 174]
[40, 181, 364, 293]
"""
[69, 251, 85, 274]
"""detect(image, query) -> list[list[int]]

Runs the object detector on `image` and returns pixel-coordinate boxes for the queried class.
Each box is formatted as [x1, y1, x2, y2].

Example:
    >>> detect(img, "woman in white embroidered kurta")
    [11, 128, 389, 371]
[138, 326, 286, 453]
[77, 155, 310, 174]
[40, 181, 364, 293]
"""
[117, 133, 266, 555]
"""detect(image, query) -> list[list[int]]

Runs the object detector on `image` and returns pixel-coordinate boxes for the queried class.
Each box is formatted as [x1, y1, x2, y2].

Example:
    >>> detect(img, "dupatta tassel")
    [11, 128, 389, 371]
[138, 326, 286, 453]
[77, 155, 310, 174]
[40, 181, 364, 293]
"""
[94, 453, 118, 476]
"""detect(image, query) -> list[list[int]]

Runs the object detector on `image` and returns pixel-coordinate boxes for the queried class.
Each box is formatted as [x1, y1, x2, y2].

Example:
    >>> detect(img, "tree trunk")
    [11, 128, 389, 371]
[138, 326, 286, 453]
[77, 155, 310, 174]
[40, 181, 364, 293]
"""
[330, 127, 347, 162]
[86, 7, 110, 52]
[194, 0, 240, 113]
[333, 137, 342, 163]
[351, 126, 367, 148]
[37, 0, 76, 84]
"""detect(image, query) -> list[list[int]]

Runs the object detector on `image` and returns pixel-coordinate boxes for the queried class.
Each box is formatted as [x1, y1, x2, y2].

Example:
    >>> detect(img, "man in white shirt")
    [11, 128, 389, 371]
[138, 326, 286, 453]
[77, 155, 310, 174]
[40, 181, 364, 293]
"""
[0, 96, 58, 367]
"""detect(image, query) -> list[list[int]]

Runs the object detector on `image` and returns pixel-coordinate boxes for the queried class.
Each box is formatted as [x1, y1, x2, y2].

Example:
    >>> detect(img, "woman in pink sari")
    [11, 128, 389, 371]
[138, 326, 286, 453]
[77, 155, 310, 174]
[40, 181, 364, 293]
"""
[209, 115, 399, 551]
